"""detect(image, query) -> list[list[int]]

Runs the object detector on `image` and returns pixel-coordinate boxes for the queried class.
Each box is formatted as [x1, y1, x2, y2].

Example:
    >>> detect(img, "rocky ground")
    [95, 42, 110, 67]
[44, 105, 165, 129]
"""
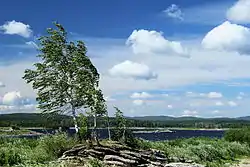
[59, 141, 204, 167]
[233, 159, 250, 167]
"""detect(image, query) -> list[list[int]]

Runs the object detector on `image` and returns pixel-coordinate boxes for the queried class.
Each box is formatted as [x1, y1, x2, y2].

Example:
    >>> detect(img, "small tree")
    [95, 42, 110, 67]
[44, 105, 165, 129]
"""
[77, 113, 89, 141]
[23, 22, 106, 134]
[113, 106, 127, 143]
[113, 107, 137, 146]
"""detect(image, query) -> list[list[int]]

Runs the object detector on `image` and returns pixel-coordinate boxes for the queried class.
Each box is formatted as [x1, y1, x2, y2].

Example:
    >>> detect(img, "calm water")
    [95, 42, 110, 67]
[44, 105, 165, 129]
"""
[7, 129, 225, 141]
[95, 129, 225, 141]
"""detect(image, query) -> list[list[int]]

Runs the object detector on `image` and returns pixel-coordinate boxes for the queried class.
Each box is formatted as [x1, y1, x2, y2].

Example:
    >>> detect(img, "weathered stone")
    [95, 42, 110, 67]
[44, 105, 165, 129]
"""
[164, 163, 205, 167]
[104, 160, 125, 166]
[59, 141, 204, 167]
[94, 146, 120, 155]
[63, 146, 86, 156]
[149, 160, 164, 166]
[104, 155, 138, 164]
[120, 150, 142, 158]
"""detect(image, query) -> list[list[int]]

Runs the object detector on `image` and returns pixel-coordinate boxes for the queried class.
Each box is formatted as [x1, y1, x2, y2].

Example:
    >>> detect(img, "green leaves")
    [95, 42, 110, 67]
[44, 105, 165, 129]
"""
[22, 22, 106, 117]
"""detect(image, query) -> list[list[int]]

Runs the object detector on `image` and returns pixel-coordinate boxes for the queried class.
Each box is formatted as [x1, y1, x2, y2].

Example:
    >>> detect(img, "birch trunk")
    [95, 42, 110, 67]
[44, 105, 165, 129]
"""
[72, 106, 79, 133]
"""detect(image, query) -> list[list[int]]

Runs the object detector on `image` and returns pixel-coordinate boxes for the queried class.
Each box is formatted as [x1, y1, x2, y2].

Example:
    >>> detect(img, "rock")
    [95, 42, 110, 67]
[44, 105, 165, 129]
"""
[104, 160, 125, 166]
[59, 141, 204, 167]
[104, 155, 138, 165]
[165, 163, 205, 167]
[63, 145, 86, 156]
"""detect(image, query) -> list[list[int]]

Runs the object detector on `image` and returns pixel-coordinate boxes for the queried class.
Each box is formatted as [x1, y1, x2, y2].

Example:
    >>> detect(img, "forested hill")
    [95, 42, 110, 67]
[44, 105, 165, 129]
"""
[0, 113, 250, 128]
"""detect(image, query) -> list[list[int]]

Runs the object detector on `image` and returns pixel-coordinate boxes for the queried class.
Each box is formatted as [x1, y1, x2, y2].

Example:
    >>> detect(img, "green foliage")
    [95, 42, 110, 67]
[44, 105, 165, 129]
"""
[38, 133, 77, 158]
[0, 134, 78, 166]
[77, 113, 90, 141]
[87, 158, 104, 167]
[224, 127, 250, 145]
[112, 107, 138, 147]
[22, 22, 106, 137]
[137, 137, 250, 166]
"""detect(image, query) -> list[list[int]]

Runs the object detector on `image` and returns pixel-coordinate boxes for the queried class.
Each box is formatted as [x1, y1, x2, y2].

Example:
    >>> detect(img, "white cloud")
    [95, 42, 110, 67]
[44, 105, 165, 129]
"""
[227, 0, 250, 24]
[207, 92, 223, 98]
[0, 104, 38, 113]
[108, 60, 157, 80]
[163, 4, 183, 20]
[228, 101, 238, 107]
[167, 104, 173, 109]
[2, 91, 22, 105]
[215, 101, 224, 106]
[130, 92, 152, 99]
[0, 91, 37, 113]
[126, 29, 188, 57]
[133, 99, 144, 106]
[182, 110, 198, 116]
[0, 82, 5, 87]
[0, 20, 32, 38]
[202, 21, 250, 54]
[186, 91, 223, 99]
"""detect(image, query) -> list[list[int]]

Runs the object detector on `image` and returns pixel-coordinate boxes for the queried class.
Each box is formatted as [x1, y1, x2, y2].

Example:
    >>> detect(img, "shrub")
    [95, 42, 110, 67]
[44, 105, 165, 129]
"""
[37, 133, 78, 158]
[225, 128, 250, 145]
[138, 137, 250, 166]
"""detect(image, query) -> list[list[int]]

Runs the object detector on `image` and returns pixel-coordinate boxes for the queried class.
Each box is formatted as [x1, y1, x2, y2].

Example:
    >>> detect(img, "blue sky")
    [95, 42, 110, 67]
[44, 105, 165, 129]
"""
[1, 0, 250, 117]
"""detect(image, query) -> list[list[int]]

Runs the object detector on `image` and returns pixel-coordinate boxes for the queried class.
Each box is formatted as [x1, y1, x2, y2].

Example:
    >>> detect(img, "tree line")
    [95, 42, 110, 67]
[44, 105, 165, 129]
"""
[0, 113, 249, 129]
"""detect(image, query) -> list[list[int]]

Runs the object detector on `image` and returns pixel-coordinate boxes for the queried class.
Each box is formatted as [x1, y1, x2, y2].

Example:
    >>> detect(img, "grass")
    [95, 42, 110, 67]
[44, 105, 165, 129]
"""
[0, 129, 34, 135]
[0, 128, 250, 166]
[0, 133, 78, 166]
[136, 137, 250, 167]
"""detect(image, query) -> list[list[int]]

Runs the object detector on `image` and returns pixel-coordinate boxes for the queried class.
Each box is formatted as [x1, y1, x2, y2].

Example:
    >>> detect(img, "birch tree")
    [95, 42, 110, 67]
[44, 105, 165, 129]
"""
[23, 22, 105, 134]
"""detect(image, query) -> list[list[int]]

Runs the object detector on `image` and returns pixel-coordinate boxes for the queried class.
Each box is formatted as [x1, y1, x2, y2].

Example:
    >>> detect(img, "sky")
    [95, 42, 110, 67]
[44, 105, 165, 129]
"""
[1, 0, 250, 117]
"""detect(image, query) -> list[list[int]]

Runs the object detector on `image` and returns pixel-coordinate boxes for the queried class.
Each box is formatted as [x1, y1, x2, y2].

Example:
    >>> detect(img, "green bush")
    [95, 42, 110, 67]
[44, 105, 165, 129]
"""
[0, 133, 79, 166]
[138, 137, 250, 166]
[225, 128, 250, 145]
[37, 133, 77, 158]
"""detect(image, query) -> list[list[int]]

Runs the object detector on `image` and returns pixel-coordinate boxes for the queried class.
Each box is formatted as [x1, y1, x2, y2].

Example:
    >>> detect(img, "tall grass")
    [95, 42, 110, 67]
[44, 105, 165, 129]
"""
[136, 137, 250, 167]
[0, 133, 77, 166]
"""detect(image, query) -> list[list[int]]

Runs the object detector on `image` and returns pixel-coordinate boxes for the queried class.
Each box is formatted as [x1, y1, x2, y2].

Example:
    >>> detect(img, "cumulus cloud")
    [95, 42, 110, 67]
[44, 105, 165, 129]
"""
[163, 4, 183, 20]
[0, 20, 33, 38]
[186, 91, 223, 98]
[130, 92, 152, 99]
[2, 91, 23, 106]
[126, 29, 188, 57]
[202, 21, 250, 54]
[133, 99, 144, 106]
[207, 92, 223, 98]
[215, 101, 224, 106]
[0, 91, 37, 113]
[108, 60, 157, 80]
[167, 104, 173, 109]
[228, 101, 238, 107]
[227, 0, 250, 24]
